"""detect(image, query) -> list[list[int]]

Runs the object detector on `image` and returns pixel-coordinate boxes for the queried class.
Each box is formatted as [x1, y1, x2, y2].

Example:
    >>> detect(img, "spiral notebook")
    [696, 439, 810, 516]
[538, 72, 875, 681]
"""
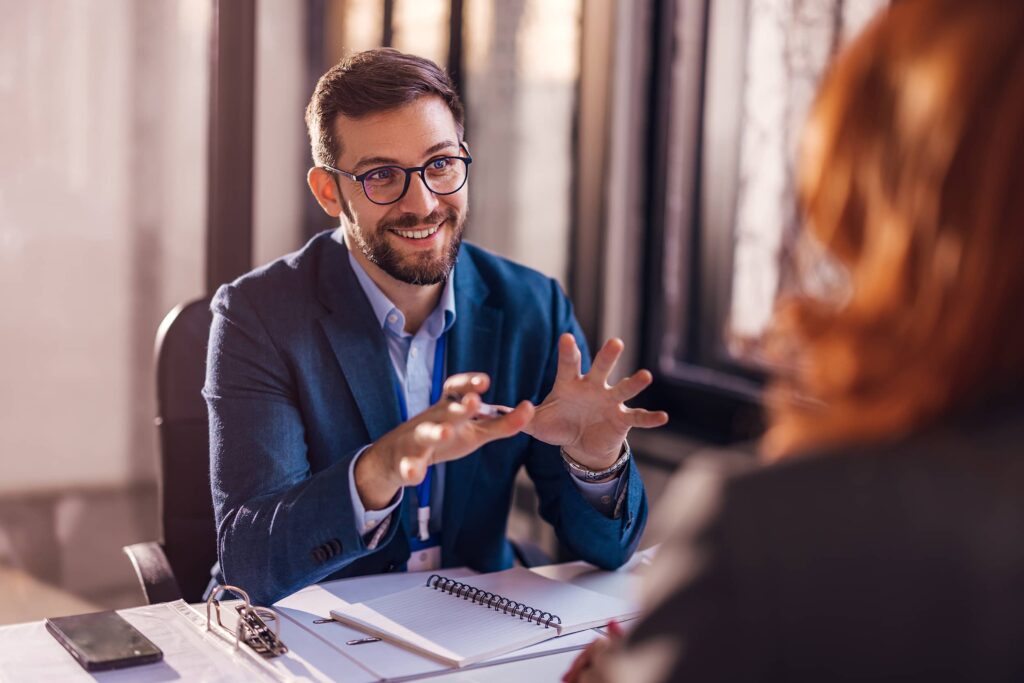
[328, 566, 639, 668]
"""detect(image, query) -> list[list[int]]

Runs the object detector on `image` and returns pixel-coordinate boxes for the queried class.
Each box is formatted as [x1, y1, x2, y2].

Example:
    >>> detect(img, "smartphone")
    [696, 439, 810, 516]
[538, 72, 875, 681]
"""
[45, 610, 163, 672]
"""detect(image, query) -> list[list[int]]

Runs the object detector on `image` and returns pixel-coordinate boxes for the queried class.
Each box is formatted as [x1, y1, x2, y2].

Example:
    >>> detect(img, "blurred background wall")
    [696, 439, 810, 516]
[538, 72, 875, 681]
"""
[0, 0, 886, 623]
[0, 0, 211, 615]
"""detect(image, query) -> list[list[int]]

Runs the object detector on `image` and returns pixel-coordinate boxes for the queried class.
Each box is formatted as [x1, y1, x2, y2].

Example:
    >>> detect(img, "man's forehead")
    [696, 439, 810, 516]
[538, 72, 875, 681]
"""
[333, 96, 460, 167]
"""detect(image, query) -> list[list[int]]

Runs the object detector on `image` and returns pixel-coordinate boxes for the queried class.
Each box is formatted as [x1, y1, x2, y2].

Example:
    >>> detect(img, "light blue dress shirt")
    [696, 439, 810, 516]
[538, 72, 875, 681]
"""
[340, 238, 622, 548]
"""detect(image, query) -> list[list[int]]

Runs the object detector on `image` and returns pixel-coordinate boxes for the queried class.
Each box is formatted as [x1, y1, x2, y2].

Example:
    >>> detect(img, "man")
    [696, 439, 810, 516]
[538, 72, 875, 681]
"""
[205, 48, 667, 605]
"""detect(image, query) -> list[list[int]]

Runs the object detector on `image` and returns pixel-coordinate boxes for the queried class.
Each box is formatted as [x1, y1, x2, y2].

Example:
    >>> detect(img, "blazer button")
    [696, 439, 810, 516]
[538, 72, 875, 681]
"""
[311, 547, 327, 563]
[328, 538, 342, 556]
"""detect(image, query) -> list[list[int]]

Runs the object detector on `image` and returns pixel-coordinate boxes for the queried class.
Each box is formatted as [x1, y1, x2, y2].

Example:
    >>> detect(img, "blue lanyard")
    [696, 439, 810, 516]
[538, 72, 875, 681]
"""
[391, 334, 446, 541]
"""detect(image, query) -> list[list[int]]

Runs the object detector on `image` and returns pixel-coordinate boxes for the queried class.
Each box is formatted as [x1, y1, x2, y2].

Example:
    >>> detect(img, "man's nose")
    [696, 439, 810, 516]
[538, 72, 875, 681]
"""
[395, 171, 439, 217]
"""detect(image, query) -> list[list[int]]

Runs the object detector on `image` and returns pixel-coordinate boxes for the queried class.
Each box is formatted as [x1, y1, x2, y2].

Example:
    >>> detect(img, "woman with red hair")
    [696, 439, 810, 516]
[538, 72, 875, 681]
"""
[567, 0, 1024, 680]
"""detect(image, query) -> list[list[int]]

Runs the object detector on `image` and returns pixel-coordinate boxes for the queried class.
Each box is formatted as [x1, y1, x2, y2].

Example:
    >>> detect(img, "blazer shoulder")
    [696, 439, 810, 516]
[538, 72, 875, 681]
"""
[212, 231, 335, 317]
[460, 242, 568, 313]
[692, 407, 1024, 563]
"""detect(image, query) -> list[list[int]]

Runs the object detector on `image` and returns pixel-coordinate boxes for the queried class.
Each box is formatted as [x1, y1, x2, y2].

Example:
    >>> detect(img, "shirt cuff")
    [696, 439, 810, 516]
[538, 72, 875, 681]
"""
[569, 467, 627, 518]
[348, 445, 403, 538]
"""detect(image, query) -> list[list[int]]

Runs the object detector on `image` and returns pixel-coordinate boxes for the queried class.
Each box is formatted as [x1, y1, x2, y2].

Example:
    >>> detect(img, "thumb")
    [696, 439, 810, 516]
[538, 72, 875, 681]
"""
[398, 422, 450, 485]
[398, 451, 430, 486]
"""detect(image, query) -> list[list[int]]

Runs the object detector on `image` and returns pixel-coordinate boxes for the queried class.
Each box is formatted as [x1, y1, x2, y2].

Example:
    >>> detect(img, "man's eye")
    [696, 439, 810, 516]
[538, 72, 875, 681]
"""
[430, 158, 450, 170]
[367, 169, 393, 182]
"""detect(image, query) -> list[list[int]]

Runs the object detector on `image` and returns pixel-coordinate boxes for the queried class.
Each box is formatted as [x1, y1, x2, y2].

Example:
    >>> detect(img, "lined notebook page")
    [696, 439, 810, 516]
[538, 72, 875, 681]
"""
[329, 567, 639, 667]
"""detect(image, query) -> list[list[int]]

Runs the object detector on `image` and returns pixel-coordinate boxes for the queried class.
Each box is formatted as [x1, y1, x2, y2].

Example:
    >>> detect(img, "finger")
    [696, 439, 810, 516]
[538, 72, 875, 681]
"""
[555, 333, 582, 384]
[564, 639, 611, 683]
[400, 422, 450, 483]
[606, 619, 624, 639]
[425, 392, 480, 424]
[611, 369, 653, 402]
[440, 389, 483, 421]
[624, 408, 669, 429]
[577, 641, 611, 683]
[473, 400, 534, 440]
[587, 337, 624, 385]
[456, 392, 482, 420]
[398, 454, 429, 485]
[413, 421, 450, 447]
[443, 372, 490, 399]
[562, 645, 593, 682]
[398, 432, 435, 484]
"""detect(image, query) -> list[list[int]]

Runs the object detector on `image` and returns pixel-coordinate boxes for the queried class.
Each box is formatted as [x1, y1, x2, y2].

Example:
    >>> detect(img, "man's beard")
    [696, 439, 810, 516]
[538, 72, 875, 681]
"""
[351, 206, 465, 286]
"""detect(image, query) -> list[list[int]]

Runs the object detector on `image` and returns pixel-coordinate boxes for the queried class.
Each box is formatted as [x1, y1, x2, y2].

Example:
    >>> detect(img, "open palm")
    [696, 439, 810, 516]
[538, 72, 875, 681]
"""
[524, 334, 668, 469]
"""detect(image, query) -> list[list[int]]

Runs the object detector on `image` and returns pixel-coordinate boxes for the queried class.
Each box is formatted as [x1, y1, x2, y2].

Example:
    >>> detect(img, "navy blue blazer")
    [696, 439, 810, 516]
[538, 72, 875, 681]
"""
[205, 231, 648, 604]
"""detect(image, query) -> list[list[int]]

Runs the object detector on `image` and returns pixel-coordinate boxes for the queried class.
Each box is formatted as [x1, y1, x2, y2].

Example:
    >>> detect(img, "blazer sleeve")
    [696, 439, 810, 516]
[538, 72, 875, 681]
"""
[204, 284, 399, 605]
[521, 279, 648, 570]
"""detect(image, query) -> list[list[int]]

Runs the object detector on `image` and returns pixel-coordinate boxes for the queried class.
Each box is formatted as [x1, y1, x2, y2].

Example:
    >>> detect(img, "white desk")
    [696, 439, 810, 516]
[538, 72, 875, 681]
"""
[0, 558, 649, 682]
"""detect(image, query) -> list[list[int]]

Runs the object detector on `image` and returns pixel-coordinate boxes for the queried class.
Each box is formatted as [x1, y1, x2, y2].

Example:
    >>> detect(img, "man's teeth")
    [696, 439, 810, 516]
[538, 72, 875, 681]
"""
[393, 223, 441, 239]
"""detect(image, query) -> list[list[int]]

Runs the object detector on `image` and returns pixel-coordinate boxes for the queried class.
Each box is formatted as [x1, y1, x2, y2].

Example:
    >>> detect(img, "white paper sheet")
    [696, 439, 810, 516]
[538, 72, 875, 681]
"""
[0, 602, 274, 682]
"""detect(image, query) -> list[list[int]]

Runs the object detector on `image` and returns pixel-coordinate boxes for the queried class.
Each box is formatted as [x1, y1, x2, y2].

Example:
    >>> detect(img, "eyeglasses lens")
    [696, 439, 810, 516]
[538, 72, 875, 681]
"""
[363, 158, 468, 204]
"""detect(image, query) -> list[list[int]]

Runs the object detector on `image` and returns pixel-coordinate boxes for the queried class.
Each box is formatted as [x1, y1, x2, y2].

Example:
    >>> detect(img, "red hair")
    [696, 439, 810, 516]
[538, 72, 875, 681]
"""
[765, 0, 1024, 458]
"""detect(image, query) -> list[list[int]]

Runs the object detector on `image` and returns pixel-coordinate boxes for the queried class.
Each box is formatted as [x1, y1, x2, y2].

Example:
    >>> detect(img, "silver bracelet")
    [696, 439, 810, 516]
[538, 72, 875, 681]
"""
[560, 441, 631, 483]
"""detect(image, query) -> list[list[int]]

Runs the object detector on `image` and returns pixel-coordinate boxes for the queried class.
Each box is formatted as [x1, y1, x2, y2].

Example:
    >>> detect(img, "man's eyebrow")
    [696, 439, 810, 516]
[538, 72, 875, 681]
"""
[421, 140, 459, 158]
[352, 140, 460, 172]
[352, 155, 399, 172]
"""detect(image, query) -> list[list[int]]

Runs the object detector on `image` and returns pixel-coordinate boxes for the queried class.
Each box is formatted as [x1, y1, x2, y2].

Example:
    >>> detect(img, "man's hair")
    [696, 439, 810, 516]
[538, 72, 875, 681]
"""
[305, 48, 465, 167]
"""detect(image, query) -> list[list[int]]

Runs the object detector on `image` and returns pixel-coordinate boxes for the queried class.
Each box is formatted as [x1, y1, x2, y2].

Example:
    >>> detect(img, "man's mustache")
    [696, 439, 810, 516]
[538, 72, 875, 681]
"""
[380, 207, 457, 231]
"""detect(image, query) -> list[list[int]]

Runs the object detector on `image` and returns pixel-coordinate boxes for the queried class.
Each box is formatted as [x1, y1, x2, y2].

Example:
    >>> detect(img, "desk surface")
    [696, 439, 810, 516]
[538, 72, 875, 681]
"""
[0, 565, 99, 625]
[0, 558, 650, 682]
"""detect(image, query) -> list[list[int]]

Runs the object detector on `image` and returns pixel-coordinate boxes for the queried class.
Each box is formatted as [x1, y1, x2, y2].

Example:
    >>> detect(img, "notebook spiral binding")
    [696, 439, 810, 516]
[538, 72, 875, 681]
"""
[426, 574, 563, 629]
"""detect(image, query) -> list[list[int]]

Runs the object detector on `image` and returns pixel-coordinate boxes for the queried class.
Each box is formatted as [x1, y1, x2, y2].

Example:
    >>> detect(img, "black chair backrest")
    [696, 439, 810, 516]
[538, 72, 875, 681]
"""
[155, 297, 216, 603]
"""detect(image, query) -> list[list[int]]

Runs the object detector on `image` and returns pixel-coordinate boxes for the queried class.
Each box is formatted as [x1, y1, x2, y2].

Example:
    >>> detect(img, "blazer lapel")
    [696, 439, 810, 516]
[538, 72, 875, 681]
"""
[443, 251, 504, 556]
[315, 236, 401, 442]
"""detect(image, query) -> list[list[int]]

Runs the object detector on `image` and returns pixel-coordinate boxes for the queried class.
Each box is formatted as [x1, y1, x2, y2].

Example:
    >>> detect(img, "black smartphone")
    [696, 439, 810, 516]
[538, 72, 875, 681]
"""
[45, 610, 164, 672]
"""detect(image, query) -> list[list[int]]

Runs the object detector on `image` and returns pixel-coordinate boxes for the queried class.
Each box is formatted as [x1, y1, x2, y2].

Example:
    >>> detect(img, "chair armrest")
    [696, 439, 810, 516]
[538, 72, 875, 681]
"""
[123, 542, 183, 605]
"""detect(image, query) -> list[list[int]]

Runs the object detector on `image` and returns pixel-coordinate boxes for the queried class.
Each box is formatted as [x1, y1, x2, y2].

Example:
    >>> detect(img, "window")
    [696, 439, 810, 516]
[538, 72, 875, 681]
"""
[641, 0, 886, 442]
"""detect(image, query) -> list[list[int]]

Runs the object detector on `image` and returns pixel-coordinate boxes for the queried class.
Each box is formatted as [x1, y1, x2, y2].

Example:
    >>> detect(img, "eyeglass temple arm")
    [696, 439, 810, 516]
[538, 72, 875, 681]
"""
[322, 164, 357, 181]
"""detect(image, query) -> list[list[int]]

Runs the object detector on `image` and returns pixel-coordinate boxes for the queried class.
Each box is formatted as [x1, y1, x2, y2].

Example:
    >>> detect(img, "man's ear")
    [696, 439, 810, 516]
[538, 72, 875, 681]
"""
[307, 166, 343, 217]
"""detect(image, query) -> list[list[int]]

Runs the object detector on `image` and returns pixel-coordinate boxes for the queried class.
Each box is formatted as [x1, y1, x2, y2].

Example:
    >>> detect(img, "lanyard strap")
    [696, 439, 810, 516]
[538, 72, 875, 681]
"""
[391, 335, 446, 541]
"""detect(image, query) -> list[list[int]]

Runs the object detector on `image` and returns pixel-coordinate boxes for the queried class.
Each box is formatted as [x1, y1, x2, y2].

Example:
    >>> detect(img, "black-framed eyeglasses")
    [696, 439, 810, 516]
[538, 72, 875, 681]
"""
[323, 145, 473, 206]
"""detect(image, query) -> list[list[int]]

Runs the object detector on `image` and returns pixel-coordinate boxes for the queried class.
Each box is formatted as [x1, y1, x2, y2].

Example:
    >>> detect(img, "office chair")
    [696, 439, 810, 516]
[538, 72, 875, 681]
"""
[124, 297, 217, 604]
[124, 296, 551, 605]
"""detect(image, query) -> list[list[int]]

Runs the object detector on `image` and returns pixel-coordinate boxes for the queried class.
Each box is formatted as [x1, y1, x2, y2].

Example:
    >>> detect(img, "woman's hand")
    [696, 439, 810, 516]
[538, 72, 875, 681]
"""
[562, 619, 625, 683]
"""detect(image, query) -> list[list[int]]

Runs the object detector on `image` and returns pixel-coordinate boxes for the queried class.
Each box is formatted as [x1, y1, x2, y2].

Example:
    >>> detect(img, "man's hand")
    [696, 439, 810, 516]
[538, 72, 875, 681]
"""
[355, 373, 533, 509]
[524, 334, 668, 472]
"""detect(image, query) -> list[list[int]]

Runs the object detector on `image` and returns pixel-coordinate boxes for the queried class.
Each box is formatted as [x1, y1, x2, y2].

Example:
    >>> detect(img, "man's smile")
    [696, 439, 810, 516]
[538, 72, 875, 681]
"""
[388, 221, 444, 242]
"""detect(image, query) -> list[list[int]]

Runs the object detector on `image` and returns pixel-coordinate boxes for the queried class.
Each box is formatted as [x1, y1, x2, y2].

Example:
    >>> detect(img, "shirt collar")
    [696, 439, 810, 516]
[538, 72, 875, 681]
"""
[344, 234, 456, 339]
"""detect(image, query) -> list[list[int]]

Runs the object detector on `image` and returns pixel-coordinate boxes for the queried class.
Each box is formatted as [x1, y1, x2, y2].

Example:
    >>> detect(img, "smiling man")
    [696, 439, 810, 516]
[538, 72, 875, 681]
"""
[204, 49, 667, 605]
